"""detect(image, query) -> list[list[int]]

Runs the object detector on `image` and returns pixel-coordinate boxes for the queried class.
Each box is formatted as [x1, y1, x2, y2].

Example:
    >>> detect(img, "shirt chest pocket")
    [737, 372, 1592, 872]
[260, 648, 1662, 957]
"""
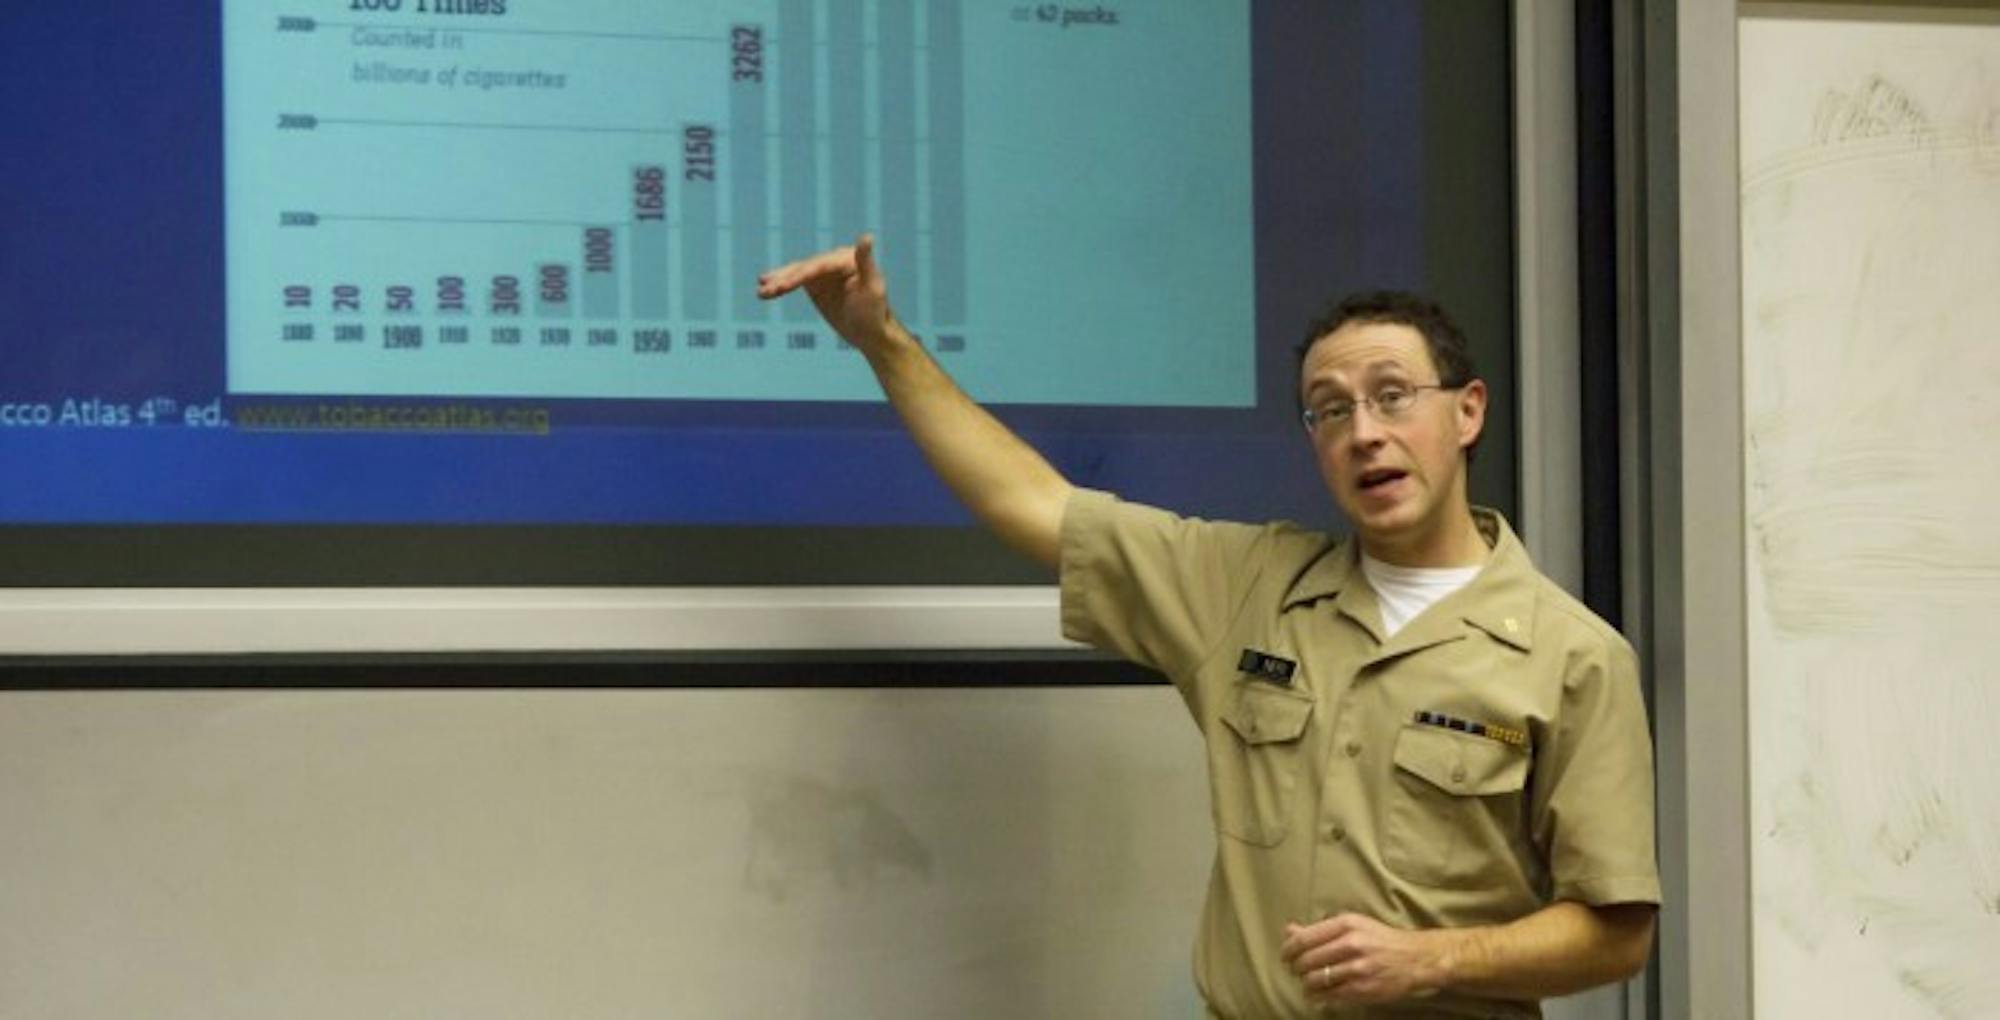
[1383, 723, 1531, 887]
[1210, 686, 1315, 847]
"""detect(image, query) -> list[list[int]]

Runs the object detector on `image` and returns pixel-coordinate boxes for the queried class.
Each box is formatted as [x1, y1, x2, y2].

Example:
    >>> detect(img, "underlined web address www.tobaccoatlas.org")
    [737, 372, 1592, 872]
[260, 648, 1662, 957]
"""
[233, 401, 552, 435]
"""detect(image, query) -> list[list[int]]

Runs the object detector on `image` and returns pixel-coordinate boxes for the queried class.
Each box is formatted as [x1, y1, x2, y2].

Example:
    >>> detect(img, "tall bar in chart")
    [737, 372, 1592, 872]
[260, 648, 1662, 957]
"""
[488, 274, 522, 346]
[581, 226, 619, 322]
[680, 143, 718, 325]
[878, 0, 919, 321]
[828, 3, 866, 244]
[536, 264, 573, 320]
[632, 165, 670, 323]
[385, 277, 419, 351]
[779, 0, 817, 322]
[929, 0, 966, 335]
[728, 23, 768, 327]
[436, 271, 469, 346]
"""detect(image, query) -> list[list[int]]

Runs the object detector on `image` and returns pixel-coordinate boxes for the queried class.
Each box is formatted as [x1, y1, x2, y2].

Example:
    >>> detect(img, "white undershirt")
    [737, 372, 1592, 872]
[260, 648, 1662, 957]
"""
[1359, 554, 1483, 637]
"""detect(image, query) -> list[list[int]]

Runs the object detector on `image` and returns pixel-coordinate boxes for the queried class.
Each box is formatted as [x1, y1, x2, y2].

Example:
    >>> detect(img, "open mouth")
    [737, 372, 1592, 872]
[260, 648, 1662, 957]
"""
[1356, 468, 1408, 493]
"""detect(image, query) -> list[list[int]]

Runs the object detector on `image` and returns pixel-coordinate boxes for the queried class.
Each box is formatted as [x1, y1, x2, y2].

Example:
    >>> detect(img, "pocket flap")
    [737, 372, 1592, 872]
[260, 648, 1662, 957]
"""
[1221, 687, 1314, 745]
[1392, 724, 1527, 795]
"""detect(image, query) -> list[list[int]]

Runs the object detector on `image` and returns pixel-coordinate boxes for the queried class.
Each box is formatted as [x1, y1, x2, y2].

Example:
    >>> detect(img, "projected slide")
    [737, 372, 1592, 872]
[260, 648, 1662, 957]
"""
[5, 0, 1489, 577]
[224, 1, 1255, 406]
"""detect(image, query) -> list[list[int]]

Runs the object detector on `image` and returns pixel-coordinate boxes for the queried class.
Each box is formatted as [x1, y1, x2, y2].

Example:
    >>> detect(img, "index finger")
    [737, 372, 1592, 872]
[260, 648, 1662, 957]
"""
[756, 246, 857, 299]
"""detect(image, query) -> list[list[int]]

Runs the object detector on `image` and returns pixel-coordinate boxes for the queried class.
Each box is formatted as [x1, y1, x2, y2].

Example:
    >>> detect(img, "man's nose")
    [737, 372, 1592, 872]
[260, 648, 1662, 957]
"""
[1345, 403, 1390, 447]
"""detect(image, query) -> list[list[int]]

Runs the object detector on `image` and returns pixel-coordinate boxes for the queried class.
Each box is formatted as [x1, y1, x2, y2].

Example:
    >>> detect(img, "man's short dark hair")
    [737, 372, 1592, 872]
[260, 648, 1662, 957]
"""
[1293, 290, 1482, 459]
[1293, 290, 1477, 395]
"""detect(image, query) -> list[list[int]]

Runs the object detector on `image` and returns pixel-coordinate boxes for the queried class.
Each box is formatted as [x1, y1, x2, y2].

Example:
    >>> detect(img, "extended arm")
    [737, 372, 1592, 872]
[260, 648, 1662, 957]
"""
[758, 236, 1072, 569]
[1281, 900, 1656, 1005]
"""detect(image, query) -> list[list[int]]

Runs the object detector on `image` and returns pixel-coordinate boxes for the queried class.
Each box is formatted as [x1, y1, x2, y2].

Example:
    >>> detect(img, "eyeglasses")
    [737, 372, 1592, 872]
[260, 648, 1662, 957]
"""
[1300, 383, 1460, 434]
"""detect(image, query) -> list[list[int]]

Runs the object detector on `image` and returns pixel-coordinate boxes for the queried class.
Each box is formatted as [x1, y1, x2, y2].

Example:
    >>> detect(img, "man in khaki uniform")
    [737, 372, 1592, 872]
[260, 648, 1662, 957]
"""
[760, 236, 1659, 1018]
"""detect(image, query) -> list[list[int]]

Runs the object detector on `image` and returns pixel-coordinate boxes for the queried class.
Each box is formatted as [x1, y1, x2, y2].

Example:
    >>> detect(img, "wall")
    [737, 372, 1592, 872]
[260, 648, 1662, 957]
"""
[0, 0, 1632, 1015]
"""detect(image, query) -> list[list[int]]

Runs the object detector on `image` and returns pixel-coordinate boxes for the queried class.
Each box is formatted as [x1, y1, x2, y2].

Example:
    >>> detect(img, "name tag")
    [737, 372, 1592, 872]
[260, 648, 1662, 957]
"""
[1237, 649, 1297, 686]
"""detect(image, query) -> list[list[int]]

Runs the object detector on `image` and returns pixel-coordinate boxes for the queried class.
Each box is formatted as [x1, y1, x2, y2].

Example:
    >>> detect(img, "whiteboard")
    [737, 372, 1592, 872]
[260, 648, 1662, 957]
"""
[1740, 10, 2000, 1018]
[0, 687, 1213, 1019]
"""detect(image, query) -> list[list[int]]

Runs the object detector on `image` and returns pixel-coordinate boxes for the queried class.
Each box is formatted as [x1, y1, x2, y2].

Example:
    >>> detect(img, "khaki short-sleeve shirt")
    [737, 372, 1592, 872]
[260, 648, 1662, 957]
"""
[1059, 489, 1661, 1020]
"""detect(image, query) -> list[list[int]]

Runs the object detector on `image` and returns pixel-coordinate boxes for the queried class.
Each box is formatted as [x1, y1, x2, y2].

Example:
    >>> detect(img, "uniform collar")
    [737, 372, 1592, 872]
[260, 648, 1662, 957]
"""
[1281, 507, 1539, 654]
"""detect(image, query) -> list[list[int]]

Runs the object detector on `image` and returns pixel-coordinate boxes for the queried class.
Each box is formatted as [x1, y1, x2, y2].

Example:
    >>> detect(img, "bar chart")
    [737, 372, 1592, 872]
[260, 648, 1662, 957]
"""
[225, 1, 1256, 406]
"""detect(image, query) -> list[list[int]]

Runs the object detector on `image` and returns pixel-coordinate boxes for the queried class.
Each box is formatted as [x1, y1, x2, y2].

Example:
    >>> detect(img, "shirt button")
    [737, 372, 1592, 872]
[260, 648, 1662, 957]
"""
[1344, 741, 1362, 758]
[1450, 765, 1468, 784]
[1328, 824, 1347, 842]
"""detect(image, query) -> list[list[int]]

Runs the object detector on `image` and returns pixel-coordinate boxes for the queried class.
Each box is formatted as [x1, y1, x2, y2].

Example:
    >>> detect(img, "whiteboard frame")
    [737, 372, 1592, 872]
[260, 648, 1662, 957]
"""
[0, 586, 1074, 657]
[1650, 0, 1754, 1016]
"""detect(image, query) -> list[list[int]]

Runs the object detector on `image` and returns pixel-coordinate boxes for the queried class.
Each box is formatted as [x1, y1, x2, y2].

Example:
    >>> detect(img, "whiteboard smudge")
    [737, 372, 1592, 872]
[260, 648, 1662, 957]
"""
[742, 777, 933, 904]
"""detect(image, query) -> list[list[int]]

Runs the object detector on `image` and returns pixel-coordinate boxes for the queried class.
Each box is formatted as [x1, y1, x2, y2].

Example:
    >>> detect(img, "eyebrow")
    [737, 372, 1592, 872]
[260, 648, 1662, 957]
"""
[1305, 361, 1418, 399]
[1360, 360, 1417, 377]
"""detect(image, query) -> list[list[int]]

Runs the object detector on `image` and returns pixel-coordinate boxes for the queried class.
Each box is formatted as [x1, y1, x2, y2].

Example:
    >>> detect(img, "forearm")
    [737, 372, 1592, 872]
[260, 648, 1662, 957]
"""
[1435, 901, 1655, 1001]
[865, 321, 1073, 569]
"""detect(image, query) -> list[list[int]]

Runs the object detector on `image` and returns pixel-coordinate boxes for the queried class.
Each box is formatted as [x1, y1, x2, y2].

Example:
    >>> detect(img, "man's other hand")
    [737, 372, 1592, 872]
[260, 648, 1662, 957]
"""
[1281, 912, 1454, 1007]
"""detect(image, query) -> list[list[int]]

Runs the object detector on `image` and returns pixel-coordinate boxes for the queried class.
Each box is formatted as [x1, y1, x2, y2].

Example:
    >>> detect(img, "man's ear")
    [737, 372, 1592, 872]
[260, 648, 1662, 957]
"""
[1454, 379, 1488, 450]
